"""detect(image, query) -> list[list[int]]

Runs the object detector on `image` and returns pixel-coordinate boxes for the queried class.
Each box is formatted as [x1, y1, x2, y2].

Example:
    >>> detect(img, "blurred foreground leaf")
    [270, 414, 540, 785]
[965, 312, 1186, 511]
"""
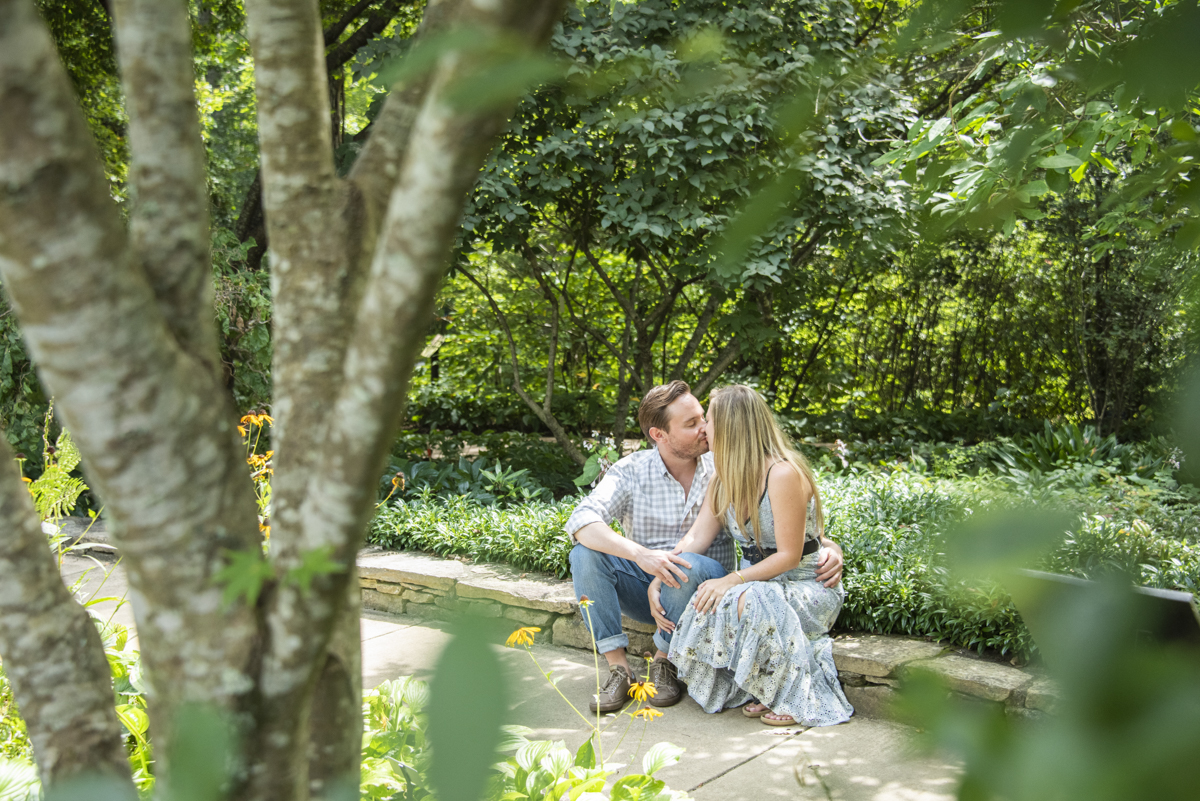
[428, 619, 508, 801]
[940, 503, 1075, 582]
[164, 705, 234, 801]
[899, 556, 1200, 800]
[42, 775, 136, 801]
[1173, 366, 1200, 487]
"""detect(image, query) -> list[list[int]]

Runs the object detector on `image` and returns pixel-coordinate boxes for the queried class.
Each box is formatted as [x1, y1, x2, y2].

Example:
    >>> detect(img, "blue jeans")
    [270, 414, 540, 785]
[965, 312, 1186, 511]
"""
[568, 543, 728, 656]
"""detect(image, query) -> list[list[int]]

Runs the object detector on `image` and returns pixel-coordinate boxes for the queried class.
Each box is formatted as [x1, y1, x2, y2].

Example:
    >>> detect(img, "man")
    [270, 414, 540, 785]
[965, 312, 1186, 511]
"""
[565, 381, 844, 712]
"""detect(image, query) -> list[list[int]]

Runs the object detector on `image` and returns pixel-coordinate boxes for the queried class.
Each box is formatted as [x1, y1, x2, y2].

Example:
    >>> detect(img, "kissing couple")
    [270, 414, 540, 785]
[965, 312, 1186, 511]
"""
[565, 381, 853, 726]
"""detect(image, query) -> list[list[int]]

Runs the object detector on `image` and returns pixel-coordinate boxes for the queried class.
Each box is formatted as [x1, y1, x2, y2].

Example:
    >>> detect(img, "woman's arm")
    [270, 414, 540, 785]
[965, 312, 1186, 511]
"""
[690, 462, 813, 613]
[670, 482, 723, 555]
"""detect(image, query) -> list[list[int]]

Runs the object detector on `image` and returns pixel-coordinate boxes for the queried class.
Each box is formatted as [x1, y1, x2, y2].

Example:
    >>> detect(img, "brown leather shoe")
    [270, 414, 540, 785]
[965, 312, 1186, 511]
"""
[648, 657, 683, 707]
[589, 665, 632, 713]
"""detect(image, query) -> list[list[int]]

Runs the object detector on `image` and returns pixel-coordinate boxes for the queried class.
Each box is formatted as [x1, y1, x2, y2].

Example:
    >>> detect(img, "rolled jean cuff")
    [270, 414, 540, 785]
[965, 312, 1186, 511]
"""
[653, 631, 671, 655]
[594, 632, 629, 654]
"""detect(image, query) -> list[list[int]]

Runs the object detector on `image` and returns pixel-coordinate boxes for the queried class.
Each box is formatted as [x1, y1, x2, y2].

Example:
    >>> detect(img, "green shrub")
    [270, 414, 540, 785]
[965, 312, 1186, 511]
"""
[390, 431, 584, 499]
[370, 493, 577, 577]
[369, 468, 1200, 659]
[380, 455, 555, 507]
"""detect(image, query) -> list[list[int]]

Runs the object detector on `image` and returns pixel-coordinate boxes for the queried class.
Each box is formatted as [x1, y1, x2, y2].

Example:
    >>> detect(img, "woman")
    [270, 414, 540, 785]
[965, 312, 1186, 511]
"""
[651, 385, 852, 726]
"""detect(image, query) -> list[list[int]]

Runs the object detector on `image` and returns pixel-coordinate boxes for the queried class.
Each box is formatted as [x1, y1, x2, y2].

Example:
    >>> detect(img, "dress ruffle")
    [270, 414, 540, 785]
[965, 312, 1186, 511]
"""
[668, 553, 853, 726]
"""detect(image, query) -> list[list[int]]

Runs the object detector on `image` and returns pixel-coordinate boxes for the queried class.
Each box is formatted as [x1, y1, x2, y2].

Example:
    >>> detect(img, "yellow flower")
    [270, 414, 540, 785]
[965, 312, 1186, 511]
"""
[579, 595, 593, 608]
[237, 425, 248, 437]
[628, 681, 657, 702]
[21, 477, 32, 483]
[505, 627, 541, 647]
[258, 413, 274, 426]
[632, 708, 662, 721]
[240, 414, 255, 426]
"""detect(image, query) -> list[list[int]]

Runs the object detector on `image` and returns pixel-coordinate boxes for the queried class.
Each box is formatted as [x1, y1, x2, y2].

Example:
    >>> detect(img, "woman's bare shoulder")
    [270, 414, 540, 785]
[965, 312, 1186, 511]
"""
[768, 459, 813, 501]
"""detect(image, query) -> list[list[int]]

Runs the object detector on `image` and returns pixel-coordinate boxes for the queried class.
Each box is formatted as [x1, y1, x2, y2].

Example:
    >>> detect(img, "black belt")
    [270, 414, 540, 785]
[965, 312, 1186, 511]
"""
[743, 537, 821, 566]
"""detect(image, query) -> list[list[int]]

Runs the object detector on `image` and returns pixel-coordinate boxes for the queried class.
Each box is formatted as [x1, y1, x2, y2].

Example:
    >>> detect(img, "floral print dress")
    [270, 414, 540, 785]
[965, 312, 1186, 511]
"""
[668, 488, 853, 726]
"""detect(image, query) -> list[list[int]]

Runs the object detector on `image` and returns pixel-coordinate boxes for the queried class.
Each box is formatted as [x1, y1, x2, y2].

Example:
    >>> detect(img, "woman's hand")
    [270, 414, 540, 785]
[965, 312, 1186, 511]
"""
[691, 573, 744, 614]
[648, 578, 674, 634]
[815, 539, 844, 588]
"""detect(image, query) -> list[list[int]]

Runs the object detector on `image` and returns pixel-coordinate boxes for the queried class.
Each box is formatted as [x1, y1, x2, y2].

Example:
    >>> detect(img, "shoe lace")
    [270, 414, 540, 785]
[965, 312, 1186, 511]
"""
[651, 659, 675, 686]
[601, 668, 628, 694]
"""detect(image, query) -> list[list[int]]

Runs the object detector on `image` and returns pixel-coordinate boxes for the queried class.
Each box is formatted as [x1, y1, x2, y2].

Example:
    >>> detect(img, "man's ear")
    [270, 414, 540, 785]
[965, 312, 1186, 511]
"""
[647, 426, 667, 446]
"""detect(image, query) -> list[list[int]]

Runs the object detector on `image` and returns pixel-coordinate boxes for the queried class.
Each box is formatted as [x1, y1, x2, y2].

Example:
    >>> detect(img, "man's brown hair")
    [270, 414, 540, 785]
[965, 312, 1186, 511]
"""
[637, 380, 692, 439]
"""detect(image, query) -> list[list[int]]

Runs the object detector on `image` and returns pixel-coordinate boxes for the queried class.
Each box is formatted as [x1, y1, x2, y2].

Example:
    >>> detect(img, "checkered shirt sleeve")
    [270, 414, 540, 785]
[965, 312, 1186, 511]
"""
[565, 450, 735, 572]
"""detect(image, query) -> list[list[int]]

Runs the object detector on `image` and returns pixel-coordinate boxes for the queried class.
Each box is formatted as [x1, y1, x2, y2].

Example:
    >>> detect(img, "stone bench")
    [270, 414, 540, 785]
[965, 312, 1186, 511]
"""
[357, 547, 1060, 722]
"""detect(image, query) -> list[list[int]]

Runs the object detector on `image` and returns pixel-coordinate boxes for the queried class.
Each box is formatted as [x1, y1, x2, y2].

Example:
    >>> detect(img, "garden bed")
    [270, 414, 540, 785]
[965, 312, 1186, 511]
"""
[370, 468, 1200, 660]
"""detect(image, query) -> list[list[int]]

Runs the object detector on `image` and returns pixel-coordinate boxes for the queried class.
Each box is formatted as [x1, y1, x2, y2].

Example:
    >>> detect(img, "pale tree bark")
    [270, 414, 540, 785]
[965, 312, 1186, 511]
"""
[0, 436, 131, 788]
[0, 0, 566, 800]
[112, 0, 221, 368]
[0, 1, 261, 791]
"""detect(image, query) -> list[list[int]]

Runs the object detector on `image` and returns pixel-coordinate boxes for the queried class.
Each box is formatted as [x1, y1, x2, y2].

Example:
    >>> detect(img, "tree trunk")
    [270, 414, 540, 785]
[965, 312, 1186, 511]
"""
[0, 0, 567, 799]
[0, 436, 131, 788]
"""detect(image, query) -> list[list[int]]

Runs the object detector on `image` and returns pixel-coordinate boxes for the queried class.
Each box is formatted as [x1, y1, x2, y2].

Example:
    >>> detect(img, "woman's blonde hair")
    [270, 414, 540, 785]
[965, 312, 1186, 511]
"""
[707, 384, 823, 548]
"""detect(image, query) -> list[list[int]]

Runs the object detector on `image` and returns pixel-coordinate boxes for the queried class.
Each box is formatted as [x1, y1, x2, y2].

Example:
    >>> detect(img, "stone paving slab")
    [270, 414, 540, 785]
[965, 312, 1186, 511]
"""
[61, 553, 137, 642]
[55, 556, 970, 801]
[832, 633, 947, 677]
[692, 717, 962, 801]
[358, 550, 467, 591]
[903, 654, 1033, 703]
[456, 565, 576, 614]
[1025, 677, 1062, 712]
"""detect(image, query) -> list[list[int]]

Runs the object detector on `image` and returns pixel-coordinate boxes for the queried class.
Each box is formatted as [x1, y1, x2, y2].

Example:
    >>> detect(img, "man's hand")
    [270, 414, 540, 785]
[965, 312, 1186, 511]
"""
[692, 574, 742, 614]
[635, 549, 692, 589]
[648, 578, 674, 634]
[815, 539, 844, 588]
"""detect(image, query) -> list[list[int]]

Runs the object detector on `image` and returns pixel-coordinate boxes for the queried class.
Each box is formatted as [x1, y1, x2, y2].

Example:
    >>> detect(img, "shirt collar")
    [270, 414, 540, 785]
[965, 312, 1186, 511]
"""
[650, 446, 710, 481]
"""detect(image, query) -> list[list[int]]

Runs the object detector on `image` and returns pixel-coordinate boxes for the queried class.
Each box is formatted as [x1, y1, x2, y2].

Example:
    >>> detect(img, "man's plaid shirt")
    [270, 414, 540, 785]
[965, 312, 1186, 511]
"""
[565, 447, 736, 572]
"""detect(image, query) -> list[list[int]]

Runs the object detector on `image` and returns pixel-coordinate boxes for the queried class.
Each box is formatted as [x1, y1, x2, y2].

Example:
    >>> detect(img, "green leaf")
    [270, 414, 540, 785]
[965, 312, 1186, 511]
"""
[573, 454, 602, 487]
[1173, 220, 1200, 250]
[283, 545, 342, 593]
[941, 504, 1075, 583]
[446, 55, 565, 112]
[1037, 153, 1084, 170]
[164, 705, 235, 801]
[429, 619, 508, 801]
[214, 549, 275, 608]
[1018, 180, 1049, 197]
[114, 704, 149, 738]
[574, 737, 596, 769]
[0, 759, 39, 801]
[641, 742, 684, 776]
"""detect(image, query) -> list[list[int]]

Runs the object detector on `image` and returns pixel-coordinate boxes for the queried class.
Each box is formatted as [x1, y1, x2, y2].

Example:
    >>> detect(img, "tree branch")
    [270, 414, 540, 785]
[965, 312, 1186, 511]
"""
[460, 263, 586, 466]
[111, 0, 222, 368]
[670, 293, 722, 381]
[693, 337, 742, 397]
[559, 277, 645, 392]
[253, 2, 568, 794]
[917, 61, 1004, 118]
[348, 0, 461, 227]
[324, 0, 377, 45]
[0, 436, 131, 790]
[581, 244, 638, 321]
[325, 0, 412, 73]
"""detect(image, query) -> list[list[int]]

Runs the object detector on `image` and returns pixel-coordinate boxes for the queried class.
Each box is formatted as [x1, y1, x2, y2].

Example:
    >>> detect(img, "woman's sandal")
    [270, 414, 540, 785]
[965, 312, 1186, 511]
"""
[760, 710, 799, 727]
[741, 701, 769, 718]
